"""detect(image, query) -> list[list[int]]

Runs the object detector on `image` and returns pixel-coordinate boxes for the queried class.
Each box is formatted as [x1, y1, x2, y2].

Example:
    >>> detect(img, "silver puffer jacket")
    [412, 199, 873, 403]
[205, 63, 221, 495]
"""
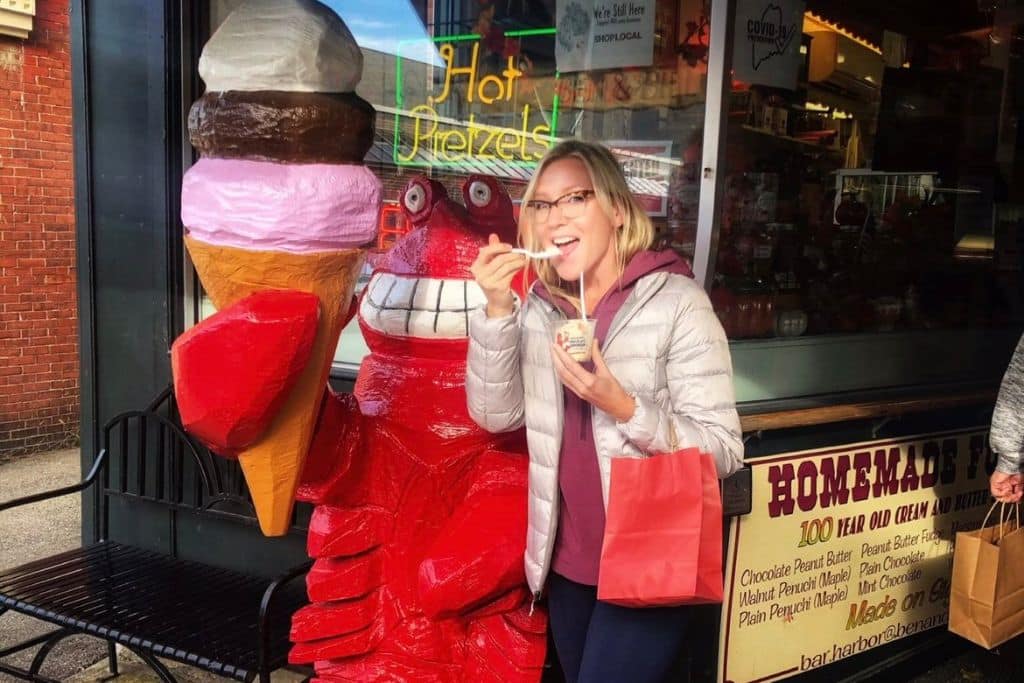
[465, 271, 744, 595]
[993, 333, 1024, 474]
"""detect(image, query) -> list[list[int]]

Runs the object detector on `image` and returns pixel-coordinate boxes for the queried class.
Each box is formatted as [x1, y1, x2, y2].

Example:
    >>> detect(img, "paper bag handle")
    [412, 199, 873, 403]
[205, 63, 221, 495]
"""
[981, 501, 1021, 542]
[1003, 502, 1021, 537]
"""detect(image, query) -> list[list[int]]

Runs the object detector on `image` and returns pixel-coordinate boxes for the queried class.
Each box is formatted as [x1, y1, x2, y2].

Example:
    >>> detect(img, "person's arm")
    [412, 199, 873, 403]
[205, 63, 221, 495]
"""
[616, 285, 744, 478]
[465, 305, 526, 433]
[466, 234, 528, 433]
[992, 334, 1024, 474]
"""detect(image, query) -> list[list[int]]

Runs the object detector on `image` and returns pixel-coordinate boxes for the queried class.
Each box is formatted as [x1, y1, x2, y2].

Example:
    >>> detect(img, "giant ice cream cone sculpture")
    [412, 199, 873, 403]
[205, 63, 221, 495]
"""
[177, 0, 380, 536]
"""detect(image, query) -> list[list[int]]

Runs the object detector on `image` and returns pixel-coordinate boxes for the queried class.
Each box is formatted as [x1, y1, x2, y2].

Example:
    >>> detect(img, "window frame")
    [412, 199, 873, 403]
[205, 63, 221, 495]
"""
[183, 0, 1023, 407]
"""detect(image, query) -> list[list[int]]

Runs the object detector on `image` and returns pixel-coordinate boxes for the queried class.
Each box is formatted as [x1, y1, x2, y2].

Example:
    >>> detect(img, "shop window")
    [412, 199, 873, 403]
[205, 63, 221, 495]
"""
[199, 0, 718, 373]
[711, 1, 1024, 341]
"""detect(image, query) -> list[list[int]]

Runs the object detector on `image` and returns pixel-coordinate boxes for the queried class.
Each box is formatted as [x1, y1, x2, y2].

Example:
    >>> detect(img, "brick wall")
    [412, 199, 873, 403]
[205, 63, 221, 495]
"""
[0, 0, 78, 456]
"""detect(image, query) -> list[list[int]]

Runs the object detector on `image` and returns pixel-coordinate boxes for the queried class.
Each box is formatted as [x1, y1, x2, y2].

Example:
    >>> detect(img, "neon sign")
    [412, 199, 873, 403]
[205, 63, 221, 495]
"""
[430, 43, 523, 105]
[394, 30, 558, 167]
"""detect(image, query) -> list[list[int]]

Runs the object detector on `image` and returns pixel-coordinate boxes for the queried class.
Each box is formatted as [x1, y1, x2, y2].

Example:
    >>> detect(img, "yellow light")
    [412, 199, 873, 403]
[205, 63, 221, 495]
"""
[956, 234, 994, 251]
[803, 12, 882, 55]
[954, 234, 994, 260]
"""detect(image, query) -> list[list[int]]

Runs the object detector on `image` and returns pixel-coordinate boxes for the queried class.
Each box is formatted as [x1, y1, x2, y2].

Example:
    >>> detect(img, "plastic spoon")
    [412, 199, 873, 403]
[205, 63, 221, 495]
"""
[511, 246, 560, 259]
[580, 268, 586, 321]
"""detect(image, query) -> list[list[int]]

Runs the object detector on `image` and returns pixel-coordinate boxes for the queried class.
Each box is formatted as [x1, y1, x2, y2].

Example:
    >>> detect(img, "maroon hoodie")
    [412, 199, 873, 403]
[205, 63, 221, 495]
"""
[535, 249, 693, 586]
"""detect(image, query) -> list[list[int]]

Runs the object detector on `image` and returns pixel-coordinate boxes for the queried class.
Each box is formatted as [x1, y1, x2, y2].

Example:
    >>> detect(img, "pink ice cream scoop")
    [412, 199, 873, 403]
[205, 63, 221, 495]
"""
[181, 157, 381, 253]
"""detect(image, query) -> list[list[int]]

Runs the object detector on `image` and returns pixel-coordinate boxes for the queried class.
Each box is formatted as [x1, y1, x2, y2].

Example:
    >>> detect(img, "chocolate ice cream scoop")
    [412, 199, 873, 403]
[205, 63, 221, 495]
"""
[189, 90, 375, 164]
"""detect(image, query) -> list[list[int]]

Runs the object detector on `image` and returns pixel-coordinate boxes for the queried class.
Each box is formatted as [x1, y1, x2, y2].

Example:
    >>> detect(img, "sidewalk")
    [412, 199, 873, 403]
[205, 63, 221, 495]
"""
[0, 448, 105, 681]
[905, 640, 1024, 683]
[0, 448, 303, 682]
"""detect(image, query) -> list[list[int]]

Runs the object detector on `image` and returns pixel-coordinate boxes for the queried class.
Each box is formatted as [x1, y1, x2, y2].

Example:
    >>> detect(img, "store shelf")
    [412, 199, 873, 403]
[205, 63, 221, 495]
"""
[738, 124, 841, 153]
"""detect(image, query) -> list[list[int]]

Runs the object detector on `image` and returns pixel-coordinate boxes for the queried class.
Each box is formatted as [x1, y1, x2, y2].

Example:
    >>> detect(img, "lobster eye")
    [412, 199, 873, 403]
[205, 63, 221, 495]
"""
[468, 180, 492, 207]
[404, 184, 427, 213]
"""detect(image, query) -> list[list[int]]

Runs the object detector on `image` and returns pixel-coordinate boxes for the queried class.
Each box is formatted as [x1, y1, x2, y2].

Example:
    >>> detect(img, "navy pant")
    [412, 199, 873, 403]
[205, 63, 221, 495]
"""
[546, 572, 691, 683]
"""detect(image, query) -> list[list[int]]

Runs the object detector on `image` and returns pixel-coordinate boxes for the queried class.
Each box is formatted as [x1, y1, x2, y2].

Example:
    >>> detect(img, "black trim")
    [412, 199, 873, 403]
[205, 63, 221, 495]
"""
[70, 0, 99, 544]
[737, 379, 999, 417]
[165, 0, 186, 344]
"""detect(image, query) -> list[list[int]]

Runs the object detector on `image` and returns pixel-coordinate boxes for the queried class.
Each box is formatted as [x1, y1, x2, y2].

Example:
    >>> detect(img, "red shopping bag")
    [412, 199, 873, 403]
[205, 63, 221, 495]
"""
[597, 446, 723, 607]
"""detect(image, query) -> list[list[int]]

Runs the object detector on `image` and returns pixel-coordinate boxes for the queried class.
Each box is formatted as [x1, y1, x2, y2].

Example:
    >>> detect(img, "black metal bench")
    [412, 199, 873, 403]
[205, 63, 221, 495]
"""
[0, 387, 312, 683]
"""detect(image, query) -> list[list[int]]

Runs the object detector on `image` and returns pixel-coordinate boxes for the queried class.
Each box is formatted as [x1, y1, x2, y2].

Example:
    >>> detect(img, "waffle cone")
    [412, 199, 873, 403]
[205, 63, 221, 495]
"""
[185, 235, 364, 536]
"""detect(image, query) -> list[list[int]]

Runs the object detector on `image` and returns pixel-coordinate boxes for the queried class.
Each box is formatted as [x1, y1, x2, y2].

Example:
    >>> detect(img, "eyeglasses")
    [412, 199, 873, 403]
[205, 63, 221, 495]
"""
[523, 190, 595, 223]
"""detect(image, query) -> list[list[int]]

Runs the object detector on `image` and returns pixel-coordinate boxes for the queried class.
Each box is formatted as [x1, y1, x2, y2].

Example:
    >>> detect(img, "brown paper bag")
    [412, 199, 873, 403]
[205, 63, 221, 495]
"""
[949, 504, 1024, 648]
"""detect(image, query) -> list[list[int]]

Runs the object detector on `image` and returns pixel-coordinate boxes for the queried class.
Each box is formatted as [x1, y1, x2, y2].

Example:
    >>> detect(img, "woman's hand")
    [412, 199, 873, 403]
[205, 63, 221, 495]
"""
[470, 234, 527, 318]
[551, 342, 635, 422]
[991, 471, 1023, 503]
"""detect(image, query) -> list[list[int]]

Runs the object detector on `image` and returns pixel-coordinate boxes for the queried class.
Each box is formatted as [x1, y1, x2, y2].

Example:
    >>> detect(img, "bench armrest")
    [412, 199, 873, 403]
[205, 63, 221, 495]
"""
[0, 450, 107, 513]
[257, 559, 314, 672]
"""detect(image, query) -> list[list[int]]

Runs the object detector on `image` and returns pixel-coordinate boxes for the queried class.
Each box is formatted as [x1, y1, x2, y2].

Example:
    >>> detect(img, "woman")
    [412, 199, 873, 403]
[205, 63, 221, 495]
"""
[465, 140, 744, 683]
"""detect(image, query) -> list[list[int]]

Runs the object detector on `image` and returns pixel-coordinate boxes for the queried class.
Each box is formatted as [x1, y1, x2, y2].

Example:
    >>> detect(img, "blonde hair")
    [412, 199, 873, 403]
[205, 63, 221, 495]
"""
[518, 140, 654, 311]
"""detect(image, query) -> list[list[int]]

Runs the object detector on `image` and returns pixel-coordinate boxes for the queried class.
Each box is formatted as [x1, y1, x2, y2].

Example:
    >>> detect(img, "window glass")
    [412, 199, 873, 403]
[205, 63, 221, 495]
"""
[710, 1, 1024, 340]
[204, 0, 716, 370]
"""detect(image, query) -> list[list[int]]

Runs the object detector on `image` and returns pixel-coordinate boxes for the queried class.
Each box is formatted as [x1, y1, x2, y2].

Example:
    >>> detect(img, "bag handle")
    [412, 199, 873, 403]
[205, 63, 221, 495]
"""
[982, 501, 1001, 531]
[981, 501, 1022, 543]
[1002, 502, 1021, 538]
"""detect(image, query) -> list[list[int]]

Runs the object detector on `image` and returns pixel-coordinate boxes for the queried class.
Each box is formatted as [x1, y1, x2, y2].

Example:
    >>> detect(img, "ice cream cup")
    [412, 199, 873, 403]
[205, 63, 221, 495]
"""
[551, 318, 596, 363]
